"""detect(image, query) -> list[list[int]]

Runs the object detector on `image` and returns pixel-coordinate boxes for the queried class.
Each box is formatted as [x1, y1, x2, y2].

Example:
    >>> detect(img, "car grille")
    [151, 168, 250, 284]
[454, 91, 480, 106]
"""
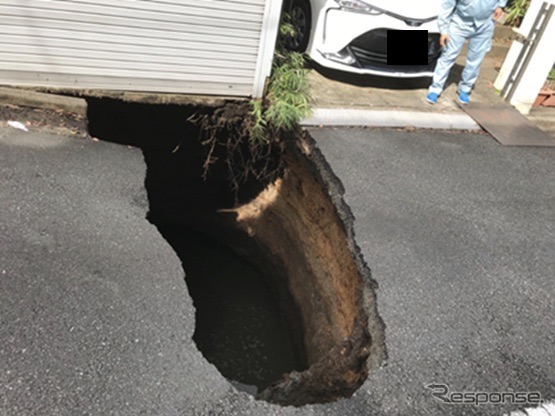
[347, 29, 441, 73]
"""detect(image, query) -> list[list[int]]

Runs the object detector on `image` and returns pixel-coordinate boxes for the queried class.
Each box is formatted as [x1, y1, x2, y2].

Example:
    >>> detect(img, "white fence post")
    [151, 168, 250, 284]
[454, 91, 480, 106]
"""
[494, 0, 555, 114]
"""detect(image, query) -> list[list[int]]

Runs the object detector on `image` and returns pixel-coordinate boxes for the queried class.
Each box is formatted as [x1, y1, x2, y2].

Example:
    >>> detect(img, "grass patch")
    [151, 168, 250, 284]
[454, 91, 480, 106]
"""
[504, 0, 530, 27]
[191, 16, 312, 197]
[249, 17, 312, 144]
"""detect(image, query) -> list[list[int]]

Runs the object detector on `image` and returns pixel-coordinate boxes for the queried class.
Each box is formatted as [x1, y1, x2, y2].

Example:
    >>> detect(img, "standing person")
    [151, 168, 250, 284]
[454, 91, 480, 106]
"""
[426, 0, 507, 105]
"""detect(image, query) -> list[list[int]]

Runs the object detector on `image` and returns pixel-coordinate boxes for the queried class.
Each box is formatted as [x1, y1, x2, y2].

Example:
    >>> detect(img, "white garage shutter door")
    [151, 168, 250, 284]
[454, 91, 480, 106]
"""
[0, 0, 279, 97]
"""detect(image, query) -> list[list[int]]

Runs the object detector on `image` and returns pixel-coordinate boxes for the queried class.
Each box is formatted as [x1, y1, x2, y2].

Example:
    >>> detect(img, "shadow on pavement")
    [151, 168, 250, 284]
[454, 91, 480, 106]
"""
[308, 60, 466, 92]
[308, 60, 432, 90]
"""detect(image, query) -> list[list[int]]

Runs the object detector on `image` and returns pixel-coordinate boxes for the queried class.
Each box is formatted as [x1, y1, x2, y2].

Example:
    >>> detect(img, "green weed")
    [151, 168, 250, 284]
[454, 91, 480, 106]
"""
[249, 17, 312, 143]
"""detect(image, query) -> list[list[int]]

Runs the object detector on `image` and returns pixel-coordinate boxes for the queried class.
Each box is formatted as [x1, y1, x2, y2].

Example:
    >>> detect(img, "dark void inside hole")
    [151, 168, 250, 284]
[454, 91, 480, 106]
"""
[154, 224, 307, 392]
[87, 98, 306, 392]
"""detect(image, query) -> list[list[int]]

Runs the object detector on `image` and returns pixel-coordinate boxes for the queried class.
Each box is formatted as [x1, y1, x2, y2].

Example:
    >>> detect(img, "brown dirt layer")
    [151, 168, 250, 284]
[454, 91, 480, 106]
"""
[243, 133, 387, 405]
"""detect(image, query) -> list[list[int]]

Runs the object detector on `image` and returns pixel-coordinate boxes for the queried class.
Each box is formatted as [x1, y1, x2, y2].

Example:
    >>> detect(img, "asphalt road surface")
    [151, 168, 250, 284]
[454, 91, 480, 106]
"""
[1, 125, 553, 416]
[310, 127, 555, 416]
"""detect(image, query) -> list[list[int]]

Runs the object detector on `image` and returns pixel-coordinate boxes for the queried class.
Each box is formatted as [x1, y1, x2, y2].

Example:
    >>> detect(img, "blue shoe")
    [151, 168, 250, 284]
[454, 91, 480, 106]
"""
[458, 91, 470, 104]
[426, 92, 439, 105]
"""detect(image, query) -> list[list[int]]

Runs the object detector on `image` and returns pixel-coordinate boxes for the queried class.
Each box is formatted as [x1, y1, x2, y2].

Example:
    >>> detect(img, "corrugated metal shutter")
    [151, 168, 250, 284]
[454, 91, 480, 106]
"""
[0, 0, 278, 97]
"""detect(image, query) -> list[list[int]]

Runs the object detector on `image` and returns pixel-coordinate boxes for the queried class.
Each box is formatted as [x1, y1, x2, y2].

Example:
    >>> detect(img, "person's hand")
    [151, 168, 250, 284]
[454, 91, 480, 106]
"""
[493, 7, 504, 20]
[440, 34, 450, 47]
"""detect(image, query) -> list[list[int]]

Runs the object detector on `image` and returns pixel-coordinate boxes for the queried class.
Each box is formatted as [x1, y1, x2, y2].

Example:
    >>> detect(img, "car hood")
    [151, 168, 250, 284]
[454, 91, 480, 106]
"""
[366, 0, 441, 20]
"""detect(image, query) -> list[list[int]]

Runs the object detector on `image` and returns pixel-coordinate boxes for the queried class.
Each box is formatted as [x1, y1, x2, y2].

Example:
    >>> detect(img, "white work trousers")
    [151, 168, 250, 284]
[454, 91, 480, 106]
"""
[429, 14, 495, 95]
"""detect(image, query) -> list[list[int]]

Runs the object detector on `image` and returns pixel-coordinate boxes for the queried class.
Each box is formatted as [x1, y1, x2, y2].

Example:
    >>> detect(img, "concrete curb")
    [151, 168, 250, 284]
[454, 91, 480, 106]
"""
[0, 87, 87, 116]
[0, 87, 482, 131]
[302, 108, 482, 130]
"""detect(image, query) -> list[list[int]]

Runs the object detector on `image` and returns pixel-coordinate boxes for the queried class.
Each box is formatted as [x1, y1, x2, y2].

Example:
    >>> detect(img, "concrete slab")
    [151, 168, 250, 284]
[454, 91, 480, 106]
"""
[525, 407, 550, 416]
[544, 402, 555, 416]
[0, 87, 87, 116]
[303, 108, 480, 130]
[528, 106, 555, 136]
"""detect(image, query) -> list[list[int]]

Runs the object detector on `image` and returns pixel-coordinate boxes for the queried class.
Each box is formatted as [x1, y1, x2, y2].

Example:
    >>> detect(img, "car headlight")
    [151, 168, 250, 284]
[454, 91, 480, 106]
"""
[334, 0, 384, 14]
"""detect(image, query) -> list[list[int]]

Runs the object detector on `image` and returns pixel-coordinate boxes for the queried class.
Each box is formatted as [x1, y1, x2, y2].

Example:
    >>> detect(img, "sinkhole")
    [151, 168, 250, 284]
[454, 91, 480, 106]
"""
[87, 98, 386, 406]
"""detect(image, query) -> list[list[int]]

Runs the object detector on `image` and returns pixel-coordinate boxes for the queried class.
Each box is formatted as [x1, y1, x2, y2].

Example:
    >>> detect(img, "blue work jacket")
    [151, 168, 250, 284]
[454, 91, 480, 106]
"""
[438, 0, 509, 33]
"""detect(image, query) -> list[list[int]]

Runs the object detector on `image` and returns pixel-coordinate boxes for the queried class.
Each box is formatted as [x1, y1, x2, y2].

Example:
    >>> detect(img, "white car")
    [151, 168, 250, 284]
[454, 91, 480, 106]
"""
[284, 0, 443, 77]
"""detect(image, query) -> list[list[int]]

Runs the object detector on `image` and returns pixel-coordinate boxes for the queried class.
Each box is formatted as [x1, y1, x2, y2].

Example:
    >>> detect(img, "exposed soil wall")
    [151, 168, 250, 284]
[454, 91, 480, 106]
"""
[241, 134, 387, 405]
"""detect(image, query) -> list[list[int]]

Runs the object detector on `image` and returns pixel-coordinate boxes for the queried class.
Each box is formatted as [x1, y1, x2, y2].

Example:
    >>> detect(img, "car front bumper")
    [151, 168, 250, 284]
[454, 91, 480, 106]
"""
[307, 3, 441, 77]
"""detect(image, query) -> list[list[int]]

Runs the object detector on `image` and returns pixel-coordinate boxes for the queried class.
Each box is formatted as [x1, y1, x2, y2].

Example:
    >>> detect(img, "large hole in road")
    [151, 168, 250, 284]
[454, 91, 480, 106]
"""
[87, 98, 386, 406]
